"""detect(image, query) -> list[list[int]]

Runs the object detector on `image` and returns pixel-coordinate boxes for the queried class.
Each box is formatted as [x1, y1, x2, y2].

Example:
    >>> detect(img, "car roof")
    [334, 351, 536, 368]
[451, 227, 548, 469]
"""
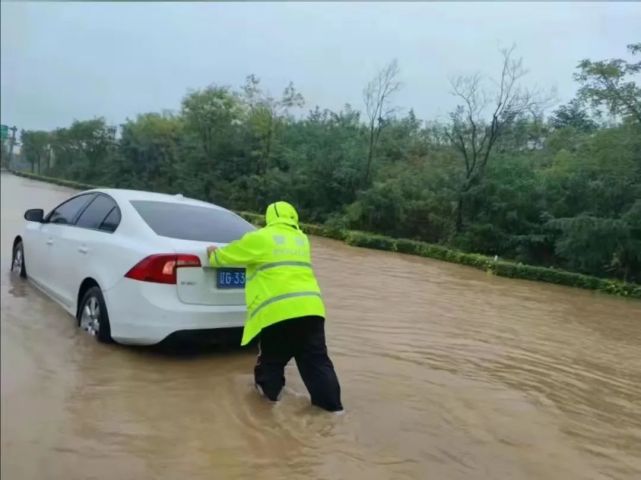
[82, 188, 223, 210]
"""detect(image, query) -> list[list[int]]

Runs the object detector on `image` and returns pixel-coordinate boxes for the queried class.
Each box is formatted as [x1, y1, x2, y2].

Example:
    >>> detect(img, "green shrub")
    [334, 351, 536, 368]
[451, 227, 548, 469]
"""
[346, 232, 398, 252]
[301, 223, 324, 237]
[322, 215, 350, 241]
[395, 238, 423, 255]
[238, 211, 264, 226]
[320, 226, 348, 241]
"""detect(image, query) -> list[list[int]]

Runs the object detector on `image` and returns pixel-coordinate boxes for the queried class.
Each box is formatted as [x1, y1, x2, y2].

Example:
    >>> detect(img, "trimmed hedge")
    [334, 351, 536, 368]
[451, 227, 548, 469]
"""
[343, 231, 641, 298]
[10, 170, 100, 191]
[9, 169, 641, 299]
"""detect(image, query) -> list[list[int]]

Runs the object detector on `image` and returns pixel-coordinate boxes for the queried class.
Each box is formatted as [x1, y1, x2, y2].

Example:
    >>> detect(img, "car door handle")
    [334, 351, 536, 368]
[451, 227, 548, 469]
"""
[78, 246, 89, 254]
[46, 239, 54, 245]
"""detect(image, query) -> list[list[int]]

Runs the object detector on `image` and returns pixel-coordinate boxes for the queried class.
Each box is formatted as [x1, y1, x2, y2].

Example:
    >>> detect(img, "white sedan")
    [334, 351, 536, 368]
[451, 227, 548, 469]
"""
[11, 188, 253, 345]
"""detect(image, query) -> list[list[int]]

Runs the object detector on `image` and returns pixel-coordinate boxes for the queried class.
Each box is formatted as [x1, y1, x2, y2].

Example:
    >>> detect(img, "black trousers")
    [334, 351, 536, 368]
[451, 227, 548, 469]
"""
[254, 316, 343, 412]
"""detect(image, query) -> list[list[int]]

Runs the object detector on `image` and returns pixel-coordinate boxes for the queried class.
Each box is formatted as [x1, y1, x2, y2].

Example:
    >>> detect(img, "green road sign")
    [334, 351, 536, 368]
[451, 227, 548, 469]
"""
[0, 125, 8, 140]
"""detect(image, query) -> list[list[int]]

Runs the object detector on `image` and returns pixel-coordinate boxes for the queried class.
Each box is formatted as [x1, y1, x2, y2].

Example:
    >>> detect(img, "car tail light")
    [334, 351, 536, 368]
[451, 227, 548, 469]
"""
[125, 254, 201, 284]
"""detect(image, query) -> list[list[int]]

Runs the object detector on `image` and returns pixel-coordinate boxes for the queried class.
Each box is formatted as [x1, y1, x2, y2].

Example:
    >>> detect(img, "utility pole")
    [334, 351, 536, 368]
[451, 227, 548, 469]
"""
[8, 126, 18, 168]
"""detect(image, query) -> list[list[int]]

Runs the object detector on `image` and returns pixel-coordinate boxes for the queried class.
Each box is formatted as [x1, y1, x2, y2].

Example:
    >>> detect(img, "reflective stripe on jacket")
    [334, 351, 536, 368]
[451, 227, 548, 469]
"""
[210, 202, 325, 345]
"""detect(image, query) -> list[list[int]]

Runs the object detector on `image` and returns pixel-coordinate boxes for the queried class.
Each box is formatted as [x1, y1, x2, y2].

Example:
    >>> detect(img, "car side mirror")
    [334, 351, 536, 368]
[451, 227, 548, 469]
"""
[24, 209, 45, 223]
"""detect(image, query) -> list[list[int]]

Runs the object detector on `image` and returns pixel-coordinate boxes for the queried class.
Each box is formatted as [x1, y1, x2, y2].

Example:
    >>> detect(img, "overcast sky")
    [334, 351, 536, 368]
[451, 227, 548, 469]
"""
[1, 2, 639, 131]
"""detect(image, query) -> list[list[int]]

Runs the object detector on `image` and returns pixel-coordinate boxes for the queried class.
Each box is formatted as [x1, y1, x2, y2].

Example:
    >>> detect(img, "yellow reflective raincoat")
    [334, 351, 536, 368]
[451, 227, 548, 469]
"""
[209, 202, 325, 345]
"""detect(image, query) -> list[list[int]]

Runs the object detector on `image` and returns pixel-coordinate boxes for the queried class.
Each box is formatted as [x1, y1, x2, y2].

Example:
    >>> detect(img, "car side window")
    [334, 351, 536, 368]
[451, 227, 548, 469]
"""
[99, 206, 121, 233]
[76, 194, 120, 232]
[47, 194, 95, 225]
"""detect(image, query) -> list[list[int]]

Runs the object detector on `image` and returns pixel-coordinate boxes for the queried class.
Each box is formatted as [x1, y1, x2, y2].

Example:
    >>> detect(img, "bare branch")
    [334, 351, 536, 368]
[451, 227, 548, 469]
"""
[362, 59, 402, 185]
[364, 59, 401, 123]
[446, 46, 553, 230]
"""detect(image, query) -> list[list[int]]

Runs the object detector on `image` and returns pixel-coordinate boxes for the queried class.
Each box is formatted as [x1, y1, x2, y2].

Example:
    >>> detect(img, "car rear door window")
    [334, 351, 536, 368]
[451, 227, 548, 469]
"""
[131, 200, 254, 242]
[47, 194, 95, 225]
[99, 207, 121, 233]
[76, 195, 120, 231]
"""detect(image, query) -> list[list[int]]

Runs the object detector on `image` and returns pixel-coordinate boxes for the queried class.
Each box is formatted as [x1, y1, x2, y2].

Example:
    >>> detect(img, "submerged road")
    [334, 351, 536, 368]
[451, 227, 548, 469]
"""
[2, 172, 641, 479]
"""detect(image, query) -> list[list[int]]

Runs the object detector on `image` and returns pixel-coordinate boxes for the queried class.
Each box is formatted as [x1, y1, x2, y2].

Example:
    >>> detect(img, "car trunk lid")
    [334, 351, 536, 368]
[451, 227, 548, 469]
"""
[167, 239, 246, 307]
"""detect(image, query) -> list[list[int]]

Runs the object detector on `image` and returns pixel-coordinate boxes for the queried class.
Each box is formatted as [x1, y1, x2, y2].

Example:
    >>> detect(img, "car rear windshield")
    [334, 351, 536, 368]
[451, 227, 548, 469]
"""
[131, 200, 254, 243]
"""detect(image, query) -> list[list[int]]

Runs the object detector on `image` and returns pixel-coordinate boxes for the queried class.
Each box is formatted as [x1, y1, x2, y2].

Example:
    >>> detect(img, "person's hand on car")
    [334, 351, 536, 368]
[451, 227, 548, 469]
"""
[206, 245, 218, 258]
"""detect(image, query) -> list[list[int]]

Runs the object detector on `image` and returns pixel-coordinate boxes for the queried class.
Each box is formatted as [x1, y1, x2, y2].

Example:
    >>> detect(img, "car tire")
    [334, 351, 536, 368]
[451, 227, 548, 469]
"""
[11, 240, 27, 278]
[78, 286, 113, 343]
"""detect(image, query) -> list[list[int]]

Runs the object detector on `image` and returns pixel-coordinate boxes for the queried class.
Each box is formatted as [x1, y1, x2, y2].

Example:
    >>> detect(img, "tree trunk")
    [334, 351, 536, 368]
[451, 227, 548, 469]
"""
[455, 194, 464, 232]
[262, 116, 273, 175]
[364, 125, 375, 186]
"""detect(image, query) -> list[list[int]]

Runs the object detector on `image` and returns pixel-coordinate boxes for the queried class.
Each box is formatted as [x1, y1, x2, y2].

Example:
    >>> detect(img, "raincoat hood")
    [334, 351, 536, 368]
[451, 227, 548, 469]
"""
[265, 201, 299, 228]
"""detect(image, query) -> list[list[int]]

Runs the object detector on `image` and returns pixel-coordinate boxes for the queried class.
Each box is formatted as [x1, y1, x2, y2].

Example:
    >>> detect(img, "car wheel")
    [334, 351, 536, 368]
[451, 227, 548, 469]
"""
[11, 240, 27, 278]
[78, 286, 112, 343]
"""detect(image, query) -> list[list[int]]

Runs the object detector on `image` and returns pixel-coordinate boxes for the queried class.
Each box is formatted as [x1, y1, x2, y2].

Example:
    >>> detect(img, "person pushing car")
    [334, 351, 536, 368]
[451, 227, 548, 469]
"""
[206, 201, 343, 413]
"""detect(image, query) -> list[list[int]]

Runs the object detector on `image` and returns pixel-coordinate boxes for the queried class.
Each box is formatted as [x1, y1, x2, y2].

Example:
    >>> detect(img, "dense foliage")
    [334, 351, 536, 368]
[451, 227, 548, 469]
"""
[15, 45, 641, 283]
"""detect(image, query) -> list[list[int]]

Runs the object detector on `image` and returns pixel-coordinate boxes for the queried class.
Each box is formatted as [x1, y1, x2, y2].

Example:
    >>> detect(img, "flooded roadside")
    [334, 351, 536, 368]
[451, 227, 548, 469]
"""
[2, 172, 640, 479]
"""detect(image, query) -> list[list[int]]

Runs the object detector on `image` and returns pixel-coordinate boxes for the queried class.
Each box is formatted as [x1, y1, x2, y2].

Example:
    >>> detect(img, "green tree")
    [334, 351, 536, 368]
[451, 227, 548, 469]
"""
[547, 215, 632, 278]
[1, 140, 9, 168]
[575, 43, 641, 124]
[48, 119, 116, 183]
[242, 75, 304, 175]
[180, 86, 245, 200]
[20, 130, 50, 173]
[283, 106, 365, 221]
[118, 112, 184, 191]
[181, 86, 244, 163]
[550, 99, 597, 132]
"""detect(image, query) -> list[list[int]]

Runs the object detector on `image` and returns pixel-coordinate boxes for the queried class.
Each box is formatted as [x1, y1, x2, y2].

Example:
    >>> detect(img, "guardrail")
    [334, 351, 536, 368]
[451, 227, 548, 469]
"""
[9, 169, 641, 299]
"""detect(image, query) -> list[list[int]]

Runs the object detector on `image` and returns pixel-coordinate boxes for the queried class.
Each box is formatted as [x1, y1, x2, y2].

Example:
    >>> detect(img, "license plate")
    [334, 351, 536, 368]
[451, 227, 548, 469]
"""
[216, 269, 246, 289]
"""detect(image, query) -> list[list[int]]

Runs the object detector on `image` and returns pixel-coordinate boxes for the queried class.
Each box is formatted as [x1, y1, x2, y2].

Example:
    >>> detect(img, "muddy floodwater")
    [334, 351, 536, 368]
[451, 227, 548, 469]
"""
[2, 172, 641, 480]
